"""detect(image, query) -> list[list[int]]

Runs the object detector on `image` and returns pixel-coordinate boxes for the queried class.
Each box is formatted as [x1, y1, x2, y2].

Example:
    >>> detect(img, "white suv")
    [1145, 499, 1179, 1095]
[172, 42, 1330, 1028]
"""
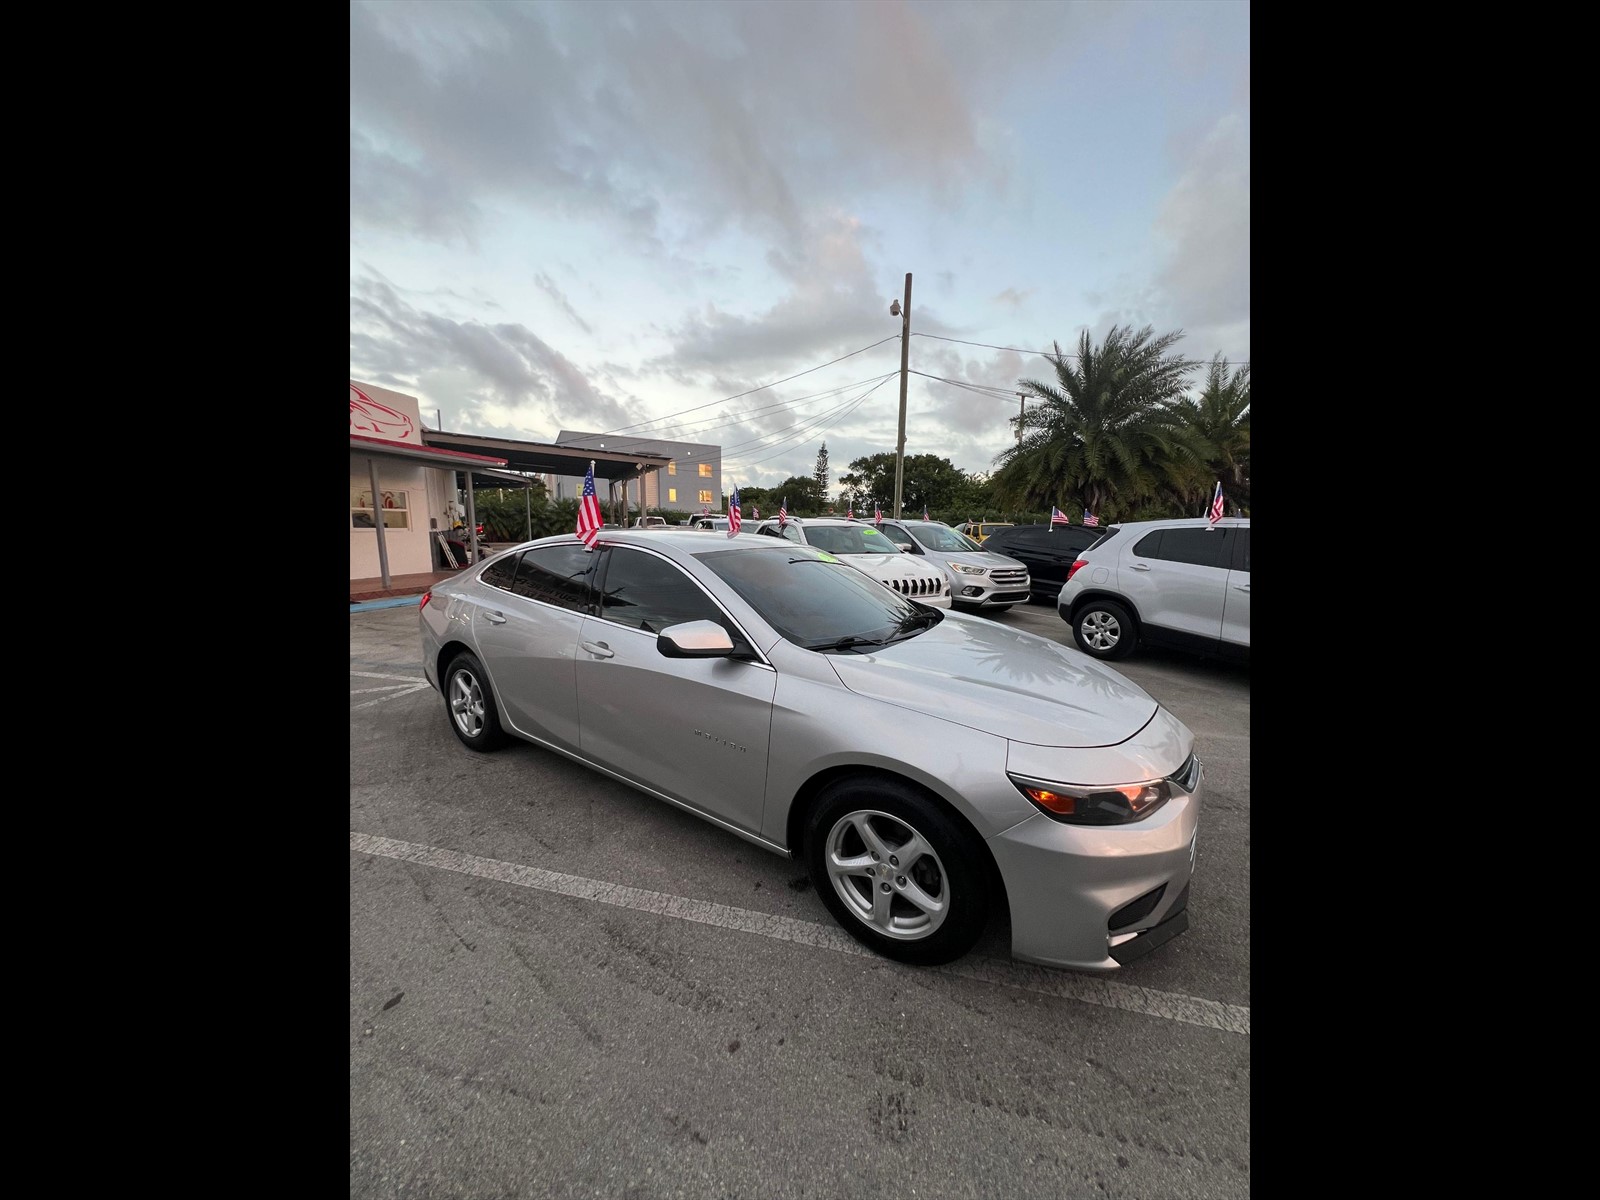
[1056, 517, 1250, 662]
[751, 517, 951, 607]
[875, 518, 1031, 611]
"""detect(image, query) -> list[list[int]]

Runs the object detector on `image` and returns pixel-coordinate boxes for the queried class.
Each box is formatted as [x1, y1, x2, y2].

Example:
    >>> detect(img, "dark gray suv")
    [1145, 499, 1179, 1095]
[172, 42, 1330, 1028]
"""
[1056, 517, 1250, 662]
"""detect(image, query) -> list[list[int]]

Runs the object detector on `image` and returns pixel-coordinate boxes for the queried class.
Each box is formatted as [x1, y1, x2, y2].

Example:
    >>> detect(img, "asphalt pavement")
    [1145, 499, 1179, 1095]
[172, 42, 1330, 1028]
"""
[350, 596, 1250, 1198]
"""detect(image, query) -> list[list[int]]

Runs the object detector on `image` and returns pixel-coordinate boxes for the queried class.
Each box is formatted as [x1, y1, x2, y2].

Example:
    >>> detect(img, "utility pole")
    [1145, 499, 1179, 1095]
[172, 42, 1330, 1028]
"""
[892, 272, 912, 518]
[1017, 393, 1026, 446]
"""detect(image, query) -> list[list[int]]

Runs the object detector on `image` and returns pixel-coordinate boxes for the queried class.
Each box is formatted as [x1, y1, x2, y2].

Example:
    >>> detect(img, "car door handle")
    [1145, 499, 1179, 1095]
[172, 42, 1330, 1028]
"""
[581, 640, 615, 659]
[1235, 584, 1250, 592]
[483, 611, 507, 625]
[1130, 563, 1151, 571]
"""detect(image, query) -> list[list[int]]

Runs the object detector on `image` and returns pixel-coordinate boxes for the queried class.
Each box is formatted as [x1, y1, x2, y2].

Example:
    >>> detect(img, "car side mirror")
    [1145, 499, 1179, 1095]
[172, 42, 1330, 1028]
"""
[657, 620, 736, 658]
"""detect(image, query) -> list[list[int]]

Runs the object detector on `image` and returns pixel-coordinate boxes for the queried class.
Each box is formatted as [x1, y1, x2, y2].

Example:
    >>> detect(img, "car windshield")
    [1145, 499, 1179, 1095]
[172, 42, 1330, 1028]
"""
[804, 525, 902, 555]
[696, 543, 932, 649]
[907, 522, 981, 552]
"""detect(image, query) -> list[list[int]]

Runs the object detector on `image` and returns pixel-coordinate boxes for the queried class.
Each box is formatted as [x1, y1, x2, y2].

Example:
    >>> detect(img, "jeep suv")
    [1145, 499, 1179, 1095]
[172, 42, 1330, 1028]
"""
[1056, 517, 1250, 662]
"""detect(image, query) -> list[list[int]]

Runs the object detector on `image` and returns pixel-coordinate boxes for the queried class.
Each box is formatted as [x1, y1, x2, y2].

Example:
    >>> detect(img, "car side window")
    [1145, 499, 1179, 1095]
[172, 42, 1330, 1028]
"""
[510, 544, 596, 611]
[481, 553, 520, 591]
[1141, 528, 1232, 568]
[596, 546, 743, 644]
[782, 524, 803, 544]
[757, 524, 786, 538]
[1231, 529, 1250, 573]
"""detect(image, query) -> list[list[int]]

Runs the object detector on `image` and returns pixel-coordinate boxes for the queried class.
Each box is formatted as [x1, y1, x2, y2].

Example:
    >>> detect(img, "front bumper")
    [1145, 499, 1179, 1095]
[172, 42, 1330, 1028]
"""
[948, 571, 1032, 608]
[987, 778, 1200, 971]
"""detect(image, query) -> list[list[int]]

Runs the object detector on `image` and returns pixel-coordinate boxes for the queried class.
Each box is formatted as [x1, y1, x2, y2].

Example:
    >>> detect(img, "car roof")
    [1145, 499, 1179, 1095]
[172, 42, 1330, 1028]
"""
[1094, 517, 1249, 532]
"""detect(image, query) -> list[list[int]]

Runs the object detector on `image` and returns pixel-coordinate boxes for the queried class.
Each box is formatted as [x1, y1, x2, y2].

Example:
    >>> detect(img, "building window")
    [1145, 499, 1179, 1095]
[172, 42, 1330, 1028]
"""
[667, 461, 677, 476]
[698, 489, 713, 505]
[352, 488, 409, 529]
[668, 487, 677, 503]
[698, 463, 713, 477]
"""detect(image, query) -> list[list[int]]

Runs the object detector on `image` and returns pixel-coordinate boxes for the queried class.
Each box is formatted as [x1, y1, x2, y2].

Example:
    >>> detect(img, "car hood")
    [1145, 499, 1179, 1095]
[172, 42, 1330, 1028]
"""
[839, 552, 943, 580]
[825, 616, 1158, 747]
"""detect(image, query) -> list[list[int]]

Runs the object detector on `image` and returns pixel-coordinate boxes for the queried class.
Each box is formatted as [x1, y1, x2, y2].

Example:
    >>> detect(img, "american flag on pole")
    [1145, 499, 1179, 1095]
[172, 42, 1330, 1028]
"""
[575, 461, 603, 548]
[728, 486, 741, 537]
[1207, 481, 1224, 527]
[874, 502, 882, 526]
[923, 504, 929, 521]
[1083, 509, 1099, 527]
[778, 496, 788, 529]
[847, 502, 854, 519]
[1050, 506, 1069, 527]
[752, 504, 760, 520]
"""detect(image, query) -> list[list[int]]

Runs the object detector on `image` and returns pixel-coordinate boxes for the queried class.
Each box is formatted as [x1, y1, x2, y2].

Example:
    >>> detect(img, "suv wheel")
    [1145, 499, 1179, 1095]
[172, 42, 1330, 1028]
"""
[1073, 598, 1136, 660]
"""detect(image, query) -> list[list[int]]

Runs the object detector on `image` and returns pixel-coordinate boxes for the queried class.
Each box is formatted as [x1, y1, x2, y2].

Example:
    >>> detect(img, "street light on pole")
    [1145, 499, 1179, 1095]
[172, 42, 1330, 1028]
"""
[891, 272, 912, 519]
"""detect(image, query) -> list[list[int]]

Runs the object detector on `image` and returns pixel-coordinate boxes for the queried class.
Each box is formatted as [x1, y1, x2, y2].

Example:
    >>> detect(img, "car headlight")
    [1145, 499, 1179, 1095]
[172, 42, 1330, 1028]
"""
[1008, 756, 1198, 825]
[948, 562, 987, 575]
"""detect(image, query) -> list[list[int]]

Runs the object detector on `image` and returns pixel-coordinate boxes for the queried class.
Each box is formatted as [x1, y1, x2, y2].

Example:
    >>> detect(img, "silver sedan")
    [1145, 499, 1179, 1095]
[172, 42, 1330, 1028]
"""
[420, 530, 1201, 970]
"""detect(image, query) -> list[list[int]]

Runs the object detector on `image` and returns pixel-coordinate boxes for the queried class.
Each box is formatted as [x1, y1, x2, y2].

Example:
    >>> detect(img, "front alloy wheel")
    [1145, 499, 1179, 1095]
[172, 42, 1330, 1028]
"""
[805, 778, 989, 965]
[824, 809, 950, 942]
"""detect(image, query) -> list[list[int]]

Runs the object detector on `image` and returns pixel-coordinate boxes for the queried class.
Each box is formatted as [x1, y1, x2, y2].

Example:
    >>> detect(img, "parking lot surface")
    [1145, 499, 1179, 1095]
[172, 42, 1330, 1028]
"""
[351, 596, 1250, 1198]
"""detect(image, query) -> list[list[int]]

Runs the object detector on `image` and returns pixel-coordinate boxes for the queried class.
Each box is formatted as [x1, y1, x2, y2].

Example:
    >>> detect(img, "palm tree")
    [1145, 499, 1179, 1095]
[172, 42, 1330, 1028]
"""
[1169, 352, 1250, 514]
[991, 325, 1202, 520]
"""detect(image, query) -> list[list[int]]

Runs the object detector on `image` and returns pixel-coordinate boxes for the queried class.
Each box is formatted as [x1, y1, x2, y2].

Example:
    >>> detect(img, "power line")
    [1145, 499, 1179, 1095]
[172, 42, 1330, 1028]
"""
[730, 376, 896, 471]
[912, 331, 1248, 367]
[908, 369, 1020, 402]
[551, 335, 901, 447]
[599, 371, 899, 452]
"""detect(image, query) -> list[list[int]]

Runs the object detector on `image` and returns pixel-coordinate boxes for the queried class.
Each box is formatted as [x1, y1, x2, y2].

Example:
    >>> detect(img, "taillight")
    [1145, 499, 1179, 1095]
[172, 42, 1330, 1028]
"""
[419, 591, 431, 608]
[1066, 558, 1088, 581]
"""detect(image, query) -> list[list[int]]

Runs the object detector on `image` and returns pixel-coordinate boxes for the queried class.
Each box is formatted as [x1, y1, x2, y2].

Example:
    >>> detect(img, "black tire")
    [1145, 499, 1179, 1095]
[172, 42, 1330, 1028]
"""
[1072, 597, 1137, 661]
[804, 776, 989, 966]
[442, 651, 508, 751]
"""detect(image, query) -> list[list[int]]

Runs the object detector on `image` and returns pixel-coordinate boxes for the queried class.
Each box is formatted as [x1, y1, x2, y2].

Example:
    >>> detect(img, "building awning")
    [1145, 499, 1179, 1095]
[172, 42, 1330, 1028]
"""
[422, 431, 670, 481]
[467, 467, 539, 489]
[350, 433, 508, 471]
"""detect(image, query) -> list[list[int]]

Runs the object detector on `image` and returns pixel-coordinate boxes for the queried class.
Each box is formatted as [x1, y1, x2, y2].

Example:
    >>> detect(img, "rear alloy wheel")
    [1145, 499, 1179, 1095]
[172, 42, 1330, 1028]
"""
[805, 777, 989, 965]
[1073, 598, 1136, 660]
[443, 651, 508, 751]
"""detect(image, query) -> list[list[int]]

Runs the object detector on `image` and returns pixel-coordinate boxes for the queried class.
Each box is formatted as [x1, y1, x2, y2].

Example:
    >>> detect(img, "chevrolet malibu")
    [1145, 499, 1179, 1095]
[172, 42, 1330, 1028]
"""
[420, 530, 1201, 970]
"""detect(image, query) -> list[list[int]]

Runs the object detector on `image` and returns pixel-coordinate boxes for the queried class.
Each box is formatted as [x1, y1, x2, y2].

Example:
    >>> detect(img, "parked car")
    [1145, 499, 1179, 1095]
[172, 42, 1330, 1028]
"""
[751, 517, 950, 607]
[420, 530, 1202, 969]
[980, 523, 1106, 605]
[631, 516, 669, 528]
[875, 519, 1030, 612]
[690, 515, 731, 531]
[1057, 517, 1250, 662]
[954, 520, 1013, 544]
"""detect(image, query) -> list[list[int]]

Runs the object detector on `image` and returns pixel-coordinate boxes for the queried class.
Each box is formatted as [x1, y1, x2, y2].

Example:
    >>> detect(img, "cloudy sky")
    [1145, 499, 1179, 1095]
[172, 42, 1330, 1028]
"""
[350, 0, 1249, 497]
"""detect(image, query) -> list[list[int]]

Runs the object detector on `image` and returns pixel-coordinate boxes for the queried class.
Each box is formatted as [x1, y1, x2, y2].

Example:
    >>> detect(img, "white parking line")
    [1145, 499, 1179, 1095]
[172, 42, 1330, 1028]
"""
[351, 671, 432, 710]
[350, 831, 1249, 1035]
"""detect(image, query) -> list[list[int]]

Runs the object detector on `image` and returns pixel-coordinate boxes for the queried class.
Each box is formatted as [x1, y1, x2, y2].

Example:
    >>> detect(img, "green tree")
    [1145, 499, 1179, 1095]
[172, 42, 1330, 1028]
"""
[1169, 352, 1250, 515]
[840, 452, 988, 518]
[770, 474, 824, 514]
[813, 442, 830, 496]
[991, 324, 1202, 522]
